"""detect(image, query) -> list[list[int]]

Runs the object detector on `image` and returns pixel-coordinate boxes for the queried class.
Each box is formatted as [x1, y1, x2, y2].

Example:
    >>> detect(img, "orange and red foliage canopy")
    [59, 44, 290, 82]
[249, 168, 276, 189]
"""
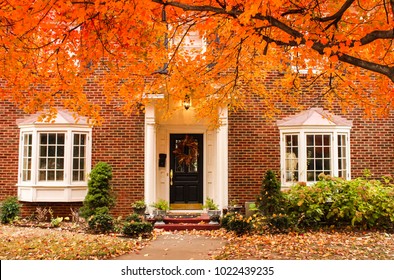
[0, 0, 393, 125]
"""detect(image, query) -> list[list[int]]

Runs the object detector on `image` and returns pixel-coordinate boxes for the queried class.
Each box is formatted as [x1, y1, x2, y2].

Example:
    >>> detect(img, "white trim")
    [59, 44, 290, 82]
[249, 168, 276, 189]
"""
[216, 107, 228, 211]
[144, 104, 157, 213]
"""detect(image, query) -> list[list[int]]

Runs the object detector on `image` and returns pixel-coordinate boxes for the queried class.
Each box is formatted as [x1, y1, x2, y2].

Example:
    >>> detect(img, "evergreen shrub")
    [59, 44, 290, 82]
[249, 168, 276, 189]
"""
[0, 196, 21, 224]
[221, 212, 253, 235]
[80, 162, 115, 232]
[122, 222, 153, 237]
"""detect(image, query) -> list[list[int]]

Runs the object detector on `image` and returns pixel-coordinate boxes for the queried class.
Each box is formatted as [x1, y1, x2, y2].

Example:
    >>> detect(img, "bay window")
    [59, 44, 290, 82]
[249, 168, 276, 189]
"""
[17, 110, 92, 202]
[278, 108, 352, 187]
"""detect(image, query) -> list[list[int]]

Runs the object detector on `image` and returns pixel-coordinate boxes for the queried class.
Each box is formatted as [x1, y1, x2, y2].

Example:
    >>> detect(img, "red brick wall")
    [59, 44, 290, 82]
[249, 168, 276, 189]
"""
[0, 101, 21, 203]
[90, 105, 145, 217]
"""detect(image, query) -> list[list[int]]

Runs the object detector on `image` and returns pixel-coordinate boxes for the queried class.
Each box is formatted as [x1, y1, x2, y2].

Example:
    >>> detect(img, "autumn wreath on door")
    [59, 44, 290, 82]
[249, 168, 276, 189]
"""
[173, 135, 199, 166]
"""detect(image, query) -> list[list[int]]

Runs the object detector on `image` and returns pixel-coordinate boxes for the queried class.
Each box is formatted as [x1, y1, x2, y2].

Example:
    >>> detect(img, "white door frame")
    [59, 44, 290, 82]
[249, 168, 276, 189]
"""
[144, 104, 228, 212]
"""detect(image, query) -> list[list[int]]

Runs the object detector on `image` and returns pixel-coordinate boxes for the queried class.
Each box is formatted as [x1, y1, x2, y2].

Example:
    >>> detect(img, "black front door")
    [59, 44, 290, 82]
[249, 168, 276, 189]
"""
[170, 134, 203, 208]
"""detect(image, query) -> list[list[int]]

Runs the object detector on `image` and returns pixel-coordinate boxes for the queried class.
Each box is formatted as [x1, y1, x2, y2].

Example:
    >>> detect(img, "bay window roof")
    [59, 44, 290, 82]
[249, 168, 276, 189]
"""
[277, 107, 352, 128]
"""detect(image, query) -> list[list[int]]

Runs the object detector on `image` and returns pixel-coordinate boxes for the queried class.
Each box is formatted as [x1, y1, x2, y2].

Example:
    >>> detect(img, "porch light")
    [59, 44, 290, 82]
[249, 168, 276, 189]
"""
[183, 95, 191, 110]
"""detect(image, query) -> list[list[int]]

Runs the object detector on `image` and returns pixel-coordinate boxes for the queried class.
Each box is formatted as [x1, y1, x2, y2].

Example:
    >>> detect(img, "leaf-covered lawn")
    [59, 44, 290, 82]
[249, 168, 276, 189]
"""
[213, 230, 394, 260]
[1, 225, 393, 260]
[0, 225, 151, 260]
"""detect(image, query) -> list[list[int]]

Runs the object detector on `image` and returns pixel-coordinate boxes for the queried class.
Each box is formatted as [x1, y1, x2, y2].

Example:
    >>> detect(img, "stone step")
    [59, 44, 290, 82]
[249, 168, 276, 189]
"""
[154, 223, 221, 231]
[163, 216, 210, 224]
[148, 213, 220, 231]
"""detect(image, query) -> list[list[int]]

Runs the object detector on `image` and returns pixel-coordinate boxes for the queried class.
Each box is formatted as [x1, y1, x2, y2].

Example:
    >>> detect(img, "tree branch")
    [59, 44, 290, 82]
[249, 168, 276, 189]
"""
[315, 0, 355, 22]
[152, 0, 394, 82]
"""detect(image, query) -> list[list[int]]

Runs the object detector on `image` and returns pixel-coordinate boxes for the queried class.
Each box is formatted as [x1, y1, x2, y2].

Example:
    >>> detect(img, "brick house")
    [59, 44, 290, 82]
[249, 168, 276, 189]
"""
[0, 30, 393, 217]
[1, 69, 393, 219]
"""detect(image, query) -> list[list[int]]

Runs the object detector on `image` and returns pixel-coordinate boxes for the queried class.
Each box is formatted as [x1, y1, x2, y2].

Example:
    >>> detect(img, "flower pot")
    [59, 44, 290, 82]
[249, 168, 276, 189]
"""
[207, 210, 221, 224]
[132, 206, 146, 215]
[153, 209, 167, 225]
[228, 205, 243, 214]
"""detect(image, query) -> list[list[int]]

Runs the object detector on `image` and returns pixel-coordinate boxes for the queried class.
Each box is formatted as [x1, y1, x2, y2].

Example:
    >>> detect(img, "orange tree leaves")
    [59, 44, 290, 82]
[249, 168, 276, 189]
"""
[0, 0, 393, 125]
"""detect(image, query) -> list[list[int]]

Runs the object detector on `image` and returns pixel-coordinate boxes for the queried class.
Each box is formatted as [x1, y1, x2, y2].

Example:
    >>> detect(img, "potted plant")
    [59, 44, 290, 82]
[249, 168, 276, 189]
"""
[203, 197, 221, 224]
[150, 199, 169, 224]
[131, 200, 146, 215]
[228, 199, 243, 213]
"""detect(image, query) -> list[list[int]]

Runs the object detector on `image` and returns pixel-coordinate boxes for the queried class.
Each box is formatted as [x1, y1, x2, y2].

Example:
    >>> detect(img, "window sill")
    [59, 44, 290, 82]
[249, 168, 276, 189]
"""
[17, 185, 88, 202]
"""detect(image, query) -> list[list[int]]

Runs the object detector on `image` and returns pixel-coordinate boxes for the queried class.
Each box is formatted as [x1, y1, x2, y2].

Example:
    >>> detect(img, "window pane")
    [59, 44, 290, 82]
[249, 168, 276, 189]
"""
[284, 134, 299, 182]
[307, 147, 314, 158]
[38, 133, 65, 182]
[74, 134, 79, 145]
[40, 146, 47, 156]
[57, 134, 65, 144]
[40, 134, 47, 144]
[307, 135, 314, 146]
[306, 134, 331, 182]
[39, 171, 46, 181]
[47, 171, 55, 180]
[73, 146, 79, 157]
[307, 171, 314, 181]
[73, 158, 79, 169]
[323, 147, 329, 157]
[79, 171, 85, 181]
[73, 171, 79, 181]
[48, 158, 56, 169]
[48, 134, 56, 144]
[316, 146, 323, 158]
[48, 146, 56, 156]
[315, 135, 322, 146]
[338, 134, 347, 179]
[323, 135, 330, 145]
[80, 147, 85, 157]
[58, 146, 64, 157]
[80, 159, 85, 169]
[56, 158, 64, 169]
[40, 158, 47, 169]
[56, 171, 64, 180]
[72, 133, 87, 182]
[22, 133, 33, 181]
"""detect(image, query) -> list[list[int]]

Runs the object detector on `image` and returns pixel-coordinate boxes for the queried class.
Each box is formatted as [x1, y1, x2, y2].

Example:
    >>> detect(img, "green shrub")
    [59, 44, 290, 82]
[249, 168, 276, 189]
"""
[122, 222, 153, 237]
[125, 213, 143, 223]
[256, 170, 283, 216]
[283, 175, 394, 229]
[87, 213, 114, 233]
[80, 162, 115, 219]
[1, 196, 21, 224]
[267, 213, 294, 232]
[221, 212, 253, 235]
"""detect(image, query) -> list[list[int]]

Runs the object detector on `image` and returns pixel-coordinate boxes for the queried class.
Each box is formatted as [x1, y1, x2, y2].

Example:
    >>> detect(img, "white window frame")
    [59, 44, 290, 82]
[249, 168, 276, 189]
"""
[17, 124, 92, 202]
[279, 127, 351, 187]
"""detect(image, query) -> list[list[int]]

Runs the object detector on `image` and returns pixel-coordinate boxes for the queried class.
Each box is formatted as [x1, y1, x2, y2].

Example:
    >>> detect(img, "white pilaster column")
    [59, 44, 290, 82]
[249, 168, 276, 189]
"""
[144, 104, 156, 213]
[216, 106, 228, 211]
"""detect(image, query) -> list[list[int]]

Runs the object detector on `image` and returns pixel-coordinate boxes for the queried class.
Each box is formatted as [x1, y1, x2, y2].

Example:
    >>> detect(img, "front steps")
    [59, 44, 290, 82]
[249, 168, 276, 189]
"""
[150, 213, 221, 231]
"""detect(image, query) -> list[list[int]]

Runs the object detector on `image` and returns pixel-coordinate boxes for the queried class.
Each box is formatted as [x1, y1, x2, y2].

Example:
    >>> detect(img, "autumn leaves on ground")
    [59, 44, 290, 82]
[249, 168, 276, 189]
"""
[1, 225, 393, 260]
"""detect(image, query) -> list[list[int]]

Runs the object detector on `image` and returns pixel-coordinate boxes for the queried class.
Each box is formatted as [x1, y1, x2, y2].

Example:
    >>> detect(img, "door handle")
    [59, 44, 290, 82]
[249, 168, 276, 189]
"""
[170, 169, 173, 186]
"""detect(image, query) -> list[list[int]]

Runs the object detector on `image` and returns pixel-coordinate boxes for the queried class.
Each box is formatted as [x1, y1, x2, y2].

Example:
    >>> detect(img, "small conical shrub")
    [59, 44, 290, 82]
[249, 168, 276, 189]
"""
[256, 170, 282, 216]
[80, 162, 115, 219]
